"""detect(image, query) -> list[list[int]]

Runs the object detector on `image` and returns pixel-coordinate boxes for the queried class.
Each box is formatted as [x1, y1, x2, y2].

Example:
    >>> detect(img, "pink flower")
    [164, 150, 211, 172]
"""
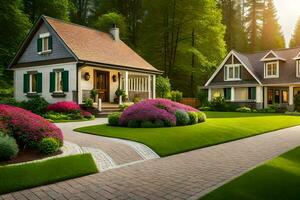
[47, 101, 80, 113]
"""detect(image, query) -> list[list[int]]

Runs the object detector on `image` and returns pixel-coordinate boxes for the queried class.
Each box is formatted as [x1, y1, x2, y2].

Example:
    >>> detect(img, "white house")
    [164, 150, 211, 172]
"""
[9, 16, 162, 105]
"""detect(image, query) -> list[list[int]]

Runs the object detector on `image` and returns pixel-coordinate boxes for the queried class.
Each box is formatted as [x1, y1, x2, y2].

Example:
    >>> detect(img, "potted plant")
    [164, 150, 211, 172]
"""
[114, 88, 126, 103]
[90, 89, 97, 102]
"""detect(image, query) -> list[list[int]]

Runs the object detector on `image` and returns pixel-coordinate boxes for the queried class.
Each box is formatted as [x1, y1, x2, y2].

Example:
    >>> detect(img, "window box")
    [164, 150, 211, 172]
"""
[51, 93, 66, 98]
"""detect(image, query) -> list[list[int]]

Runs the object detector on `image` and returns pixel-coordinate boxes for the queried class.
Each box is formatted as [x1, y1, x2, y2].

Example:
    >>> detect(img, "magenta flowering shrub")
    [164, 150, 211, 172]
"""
[0, 104, 63, 147]
[119, 98, 199, 127]
[80, 110, 93, 118]
[47, 101, 80, 113]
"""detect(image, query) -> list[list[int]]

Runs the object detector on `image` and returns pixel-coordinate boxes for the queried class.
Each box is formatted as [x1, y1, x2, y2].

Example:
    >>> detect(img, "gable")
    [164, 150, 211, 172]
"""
[17, 21, 74, 64]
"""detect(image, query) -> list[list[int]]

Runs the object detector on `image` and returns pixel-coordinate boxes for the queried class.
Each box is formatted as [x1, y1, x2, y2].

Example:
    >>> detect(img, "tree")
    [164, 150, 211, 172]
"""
[93, 12, 128, 40]
[23, 0, 71, 23]
[156, 76, 171, 98]
[0, 0, 31, 90]
[290, 17, 300, 48]
[261, 0, 285, 50]
[69, 0, 93, 25]
[244, 0, 264, 52]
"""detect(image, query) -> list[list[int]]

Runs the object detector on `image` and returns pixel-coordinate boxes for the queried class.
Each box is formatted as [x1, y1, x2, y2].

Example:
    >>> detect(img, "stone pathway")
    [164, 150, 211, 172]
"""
[2, 125, 300, 200]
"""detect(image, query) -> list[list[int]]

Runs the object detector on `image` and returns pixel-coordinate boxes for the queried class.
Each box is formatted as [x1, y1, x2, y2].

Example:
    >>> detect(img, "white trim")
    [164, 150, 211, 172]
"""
[260, 50, 286, 62]
[296, 60, 300, 78]
[39, 32, 50, 38]
[293, 51, 300, 60]
[230, 87, 235, 102]
[289, 86, 294, 105]
[152, 75, 156, 98]
[264, 61, 279, 78]
[224, 64, 241, 81]
[205, 50, 262, 86]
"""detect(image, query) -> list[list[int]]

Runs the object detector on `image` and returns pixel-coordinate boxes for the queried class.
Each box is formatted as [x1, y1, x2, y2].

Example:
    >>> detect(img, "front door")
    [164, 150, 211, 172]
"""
[94, 70, 109, 102]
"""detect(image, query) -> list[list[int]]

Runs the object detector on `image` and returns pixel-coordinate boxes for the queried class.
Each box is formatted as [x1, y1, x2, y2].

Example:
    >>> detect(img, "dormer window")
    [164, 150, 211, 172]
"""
[37, 32, 52, 54]
[224, 64, 241, 81]
[264, 61, 279, 78]
[296, 60, 300, 77]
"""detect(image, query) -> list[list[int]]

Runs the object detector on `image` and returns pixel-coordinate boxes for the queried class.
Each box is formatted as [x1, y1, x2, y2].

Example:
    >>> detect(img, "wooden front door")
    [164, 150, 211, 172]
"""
[94, 70, 109, 102]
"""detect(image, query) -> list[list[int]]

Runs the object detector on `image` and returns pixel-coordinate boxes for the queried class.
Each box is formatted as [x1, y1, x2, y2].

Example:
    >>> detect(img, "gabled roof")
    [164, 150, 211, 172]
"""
[9, 16, 162, 74]
[260, 50, 286, 62]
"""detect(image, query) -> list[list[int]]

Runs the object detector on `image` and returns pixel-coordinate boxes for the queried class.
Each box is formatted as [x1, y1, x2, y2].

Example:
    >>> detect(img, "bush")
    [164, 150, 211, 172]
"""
[295, 93, 300, 112]
[47, 101, 80, 113]
[108, 112, 121, 126]
[90, 89, 97, 101]
[39, 137, 60, 155]
[21, 96, 49, 115]
[188, 112, 198, 125]
[197, 111, 206, 123]
[141, 120, 165, 128]
[197, 89, 208, 107]
[170, 90, 183, 102]
[128, 120, 140, 128]
[84, 98, 94, 108]
[133, 96, 142, 103]
[236, 106, 252, 112]
[0, 135, 19, 161]
[210, 96, 227, 111]
[0, 105, 63, 148]
[44, 111, 70, 121]
[115, 88, 126, 97]
[175, 110, 190, 126]
[80, 110, 94, 119]
[68, 111, 84, 120]
[156, 76, 171, 98]
[199, 106, 211, 111]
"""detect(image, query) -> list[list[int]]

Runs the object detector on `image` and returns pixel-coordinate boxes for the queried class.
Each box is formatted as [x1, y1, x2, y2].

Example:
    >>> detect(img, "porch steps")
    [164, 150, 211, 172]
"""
[99, 104, 121, 117]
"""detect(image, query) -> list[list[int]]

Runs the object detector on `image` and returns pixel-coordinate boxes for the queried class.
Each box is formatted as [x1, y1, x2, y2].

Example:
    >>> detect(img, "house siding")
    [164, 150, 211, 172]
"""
[14, 62, 77, 103]
[18, 22, 73, 64]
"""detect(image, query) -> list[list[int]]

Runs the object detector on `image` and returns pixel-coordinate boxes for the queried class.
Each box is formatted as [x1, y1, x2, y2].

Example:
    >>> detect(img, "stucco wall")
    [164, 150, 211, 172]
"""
[14, 62, 77, 103]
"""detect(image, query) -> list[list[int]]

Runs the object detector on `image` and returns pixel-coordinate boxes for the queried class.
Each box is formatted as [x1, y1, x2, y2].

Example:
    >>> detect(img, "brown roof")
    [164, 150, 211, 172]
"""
[44, 16, 160, 73]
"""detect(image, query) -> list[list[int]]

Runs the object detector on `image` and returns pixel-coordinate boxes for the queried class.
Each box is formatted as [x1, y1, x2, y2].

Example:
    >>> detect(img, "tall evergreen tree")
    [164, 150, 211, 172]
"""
[69, 0, 93, 25]
[261, 0, 285, 50]
[244, 0, 264, 52]
[290, 17, 300, 48]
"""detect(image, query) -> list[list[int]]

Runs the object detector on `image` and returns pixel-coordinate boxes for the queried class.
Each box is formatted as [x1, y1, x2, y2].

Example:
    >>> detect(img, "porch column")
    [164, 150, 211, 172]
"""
[289, 86, 294, 106]
[77, 67, 82, 104]
[125, 71, 129, 97]
[230, 87, 235, 102]
[264, 86, 268, 108]
[152, 75, 156, 99]
[148, 75, 152, 99]
[256, 86, 263, 103]
[208, 88, 212, 102]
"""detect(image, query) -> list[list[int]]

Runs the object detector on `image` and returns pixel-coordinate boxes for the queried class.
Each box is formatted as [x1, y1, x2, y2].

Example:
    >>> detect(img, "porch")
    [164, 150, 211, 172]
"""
[77, 65, 156, 105]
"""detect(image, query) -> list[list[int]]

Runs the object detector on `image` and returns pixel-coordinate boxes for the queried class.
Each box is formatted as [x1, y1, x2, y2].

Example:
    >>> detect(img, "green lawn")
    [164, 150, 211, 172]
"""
[0, 154, 98, 194]
[75, 112, 300, 157]
[201, 146, 300, 200]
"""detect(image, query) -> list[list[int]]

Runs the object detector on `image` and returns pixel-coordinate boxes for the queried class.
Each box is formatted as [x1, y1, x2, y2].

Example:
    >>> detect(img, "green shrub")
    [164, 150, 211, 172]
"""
[285, 111, 300, 116]
[0, 98, 21, 107]
[236, 106, 252, 112]
[90, 89, 97, 101]
[170, 90, 183, 102]
[257, 108, 276, 113]
[210, 96, 227, 111]
[140, 120, 165, 128]
[197, 111, 206, 123]
[199, 106, 211, 111]
[119, 102, 133, 111]
[108, 112, 121, 126]
[39, 138, 60, 155]
[187, 112, 198, 125]
[175, 110, 190, 126]
[21, 96, 49, 115]
[44, 111, 70, 121]
[84, 98, 94, 108]
[197, 89, 208, 106]
[68, 111, 84, 120]
[115, 88, 126, 97]
[227, 103, 240, 112]
[156, 76, 171, 98]
[128, 120, 140, 128]
[133, 96, 142, 103]
[0, 135, 19, 161]
[295, 93, 300, 112]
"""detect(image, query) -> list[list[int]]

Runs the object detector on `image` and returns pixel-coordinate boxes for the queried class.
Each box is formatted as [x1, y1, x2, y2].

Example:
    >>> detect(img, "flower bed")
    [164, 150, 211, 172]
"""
[47, 101, 80, 113]
[109, 98, 206, 128]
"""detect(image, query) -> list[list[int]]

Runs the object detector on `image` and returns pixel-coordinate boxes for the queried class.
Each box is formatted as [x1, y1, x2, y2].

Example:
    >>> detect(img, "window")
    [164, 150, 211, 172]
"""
[30, 73, 37, 93]
[282, 90, 288, 104]
[224, 88, 231, 100]
[23, 72, 42, 94]
[37, 33, 52, 54]
[248, 87, 256, 100]
[55, 71, 63, 92]
[50, 70, 68, 93]
[267, 89, 273, 104]
[265, 62, 279, 78]
[296, 60, 300, 77]
[224, 64, 240, 81]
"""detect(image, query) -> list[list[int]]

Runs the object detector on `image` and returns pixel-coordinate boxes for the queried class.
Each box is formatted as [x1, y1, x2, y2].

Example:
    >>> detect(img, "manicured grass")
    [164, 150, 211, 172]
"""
[201, 146, 300, 200]
[75, 112, 300, 157]
[0, 154, 98, 194]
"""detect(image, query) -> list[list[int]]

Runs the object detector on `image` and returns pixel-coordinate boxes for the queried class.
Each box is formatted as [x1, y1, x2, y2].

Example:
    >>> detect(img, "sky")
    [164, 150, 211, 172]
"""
[274, 0, 300, 47]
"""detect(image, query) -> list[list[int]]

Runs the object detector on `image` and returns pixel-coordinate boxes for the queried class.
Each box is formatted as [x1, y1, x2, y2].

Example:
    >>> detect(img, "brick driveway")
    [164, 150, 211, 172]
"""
[2, 125, 300, 200]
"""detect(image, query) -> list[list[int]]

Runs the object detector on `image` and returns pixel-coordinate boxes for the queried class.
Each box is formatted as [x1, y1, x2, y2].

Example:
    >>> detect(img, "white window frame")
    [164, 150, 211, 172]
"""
[55, 71, 63, 93]
[224, 64, 241, 81]
[296, 60, 300, 78]
[264, 61, 279, 78]
[29, 73, 37, 93]
[38, 32, 52, 54]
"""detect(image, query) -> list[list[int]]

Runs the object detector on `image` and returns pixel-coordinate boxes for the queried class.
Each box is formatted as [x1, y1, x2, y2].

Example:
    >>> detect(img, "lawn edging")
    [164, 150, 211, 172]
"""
[0, 153, 98, 195]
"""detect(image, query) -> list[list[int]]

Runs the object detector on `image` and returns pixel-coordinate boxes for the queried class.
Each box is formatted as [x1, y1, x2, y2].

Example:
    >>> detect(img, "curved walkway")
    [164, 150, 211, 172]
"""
[2, 125, 300, 200]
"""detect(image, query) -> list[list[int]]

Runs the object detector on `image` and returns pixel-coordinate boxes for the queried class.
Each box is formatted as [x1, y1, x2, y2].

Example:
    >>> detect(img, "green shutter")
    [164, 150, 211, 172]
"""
[224, 88, 231, 100]
[37, 73, 42, 93]
[62, 71, 69, 92]
[224, 66, 227, 80]
[248, 87, 256, 100]
[50, 72, 55, 92]
[37, 38, 42, 52]
[23, 74, 30, 93]
[48, 36, 53, 50]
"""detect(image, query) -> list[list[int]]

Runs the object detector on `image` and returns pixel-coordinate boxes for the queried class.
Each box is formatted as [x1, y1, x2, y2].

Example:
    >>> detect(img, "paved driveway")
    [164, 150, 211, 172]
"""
[2, 125, 300, 200]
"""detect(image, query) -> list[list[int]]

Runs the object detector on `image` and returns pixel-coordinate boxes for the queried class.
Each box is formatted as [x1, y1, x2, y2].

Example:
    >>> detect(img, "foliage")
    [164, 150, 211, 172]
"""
[84, 98, 94, 108]
[119, 98, 198, 127]
[156, 76, 171, 98]
[175, 110, 190, 126]
[44, 110, 93, 122]
[140, 120, 165, 128]
[236, 106, 252, 112]
[128, 120, 140, 128]
[0, 154, 98, 194]
[21, 96, 49, 115]
[80, 110, 94, 119]
[0, 105, 63, 148]
[197, 111, 207, 123]
[187, 112, 198, 125]
[290, 17, 300, 47]
[294, 93, 300, 112]
[170, 90, 183, 102]
[38, 137, 60, 155]
[285, 111, 300, 116]
[199, 106, 212, 111]
[108, 112, 121, 126]
[115, 88, 126, 97]
[210, 96, 227, 111]
[0, 135, 19, 161]
[256, 108, 276, 113]
[90, 89, 97, 101]
[47, 101, 80, 113]
[197, 89, 208, 106]
[119, 103, 133, 111]
[133, 96, 142, 103]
